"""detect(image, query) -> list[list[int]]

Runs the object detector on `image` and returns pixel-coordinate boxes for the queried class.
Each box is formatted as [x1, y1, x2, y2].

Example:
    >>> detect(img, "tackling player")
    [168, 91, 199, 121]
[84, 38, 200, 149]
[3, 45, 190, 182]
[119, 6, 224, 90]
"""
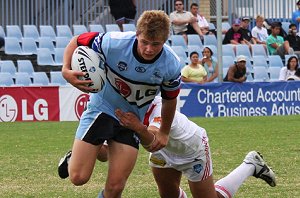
[60, 10, 181, 198]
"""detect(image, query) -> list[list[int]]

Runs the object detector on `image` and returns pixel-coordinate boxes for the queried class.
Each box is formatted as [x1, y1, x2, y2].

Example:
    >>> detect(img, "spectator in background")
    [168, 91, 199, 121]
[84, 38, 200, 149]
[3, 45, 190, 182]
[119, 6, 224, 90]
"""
[279, 56, 299, 81]
[287, 67, 300, 80]
[187, 3, 211, 35]
[181, 51, 207, 84]
[223, 55, 247, 83]
[170, 0, 203, 43]
[240, 16, 256, 45]
[223, 19, 247, 53]
[109, 0, 136, 31]
[201, 46, 219, 82]
[285, 23, 300, 58]
[266, 22, 294, 59]
[292, 0, 300, 33]
[252, 15, 269, 45]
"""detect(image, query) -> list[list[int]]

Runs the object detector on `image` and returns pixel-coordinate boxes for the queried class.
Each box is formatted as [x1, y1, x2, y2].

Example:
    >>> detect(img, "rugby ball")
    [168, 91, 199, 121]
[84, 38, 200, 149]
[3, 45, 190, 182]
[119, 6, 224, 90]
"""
[71, 46, 105, 93]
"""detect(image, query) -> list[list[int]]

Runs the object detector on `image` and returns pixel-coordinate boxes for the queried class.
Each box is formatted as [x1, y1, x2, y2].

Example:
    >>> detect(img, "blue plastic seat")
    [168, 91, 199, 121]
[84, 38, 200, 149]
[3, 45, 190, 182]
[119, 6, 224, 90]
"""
[55, 36, 71, 48]
[236, 44, 252, 60]
[187, 34, 203, 47]
[37, 48, 56, 66]
[23, 25, 40, 41]
[0, 25, 6, 38]
[105, 24, 120, 32]
[22, 38, 38, 54]
[0, 72, 14, 86]
[0, 60, 17, 78]
[268, 55, 284, 68]
[32, 72, 49, 86]
[222, 44, 235, 57]
[14, 72, 32, 86]
[187, 45, 203, 58]
[171, 46, 188, 63]
[73, 25, 88, 35]
[17, 60, 35, 77]
[203, 35, 217, 46]
[281, 22, 290, 34]
[208, 23, 216, 30]
[4, 37, 25, 55]
[40, 25, 56, 41]
[221, 22, 231, 33]
[38, 37, 55, 54]
[6, 25, 23, 42]
[89, 24, 105, 33]
[50, 71, 67, 85]
[56, 25, 73, 38]
[170, 35, 187, 49]
[251, 44, 268, 58]
[252, 55, 268, 68]
[253, 66, 269, 82]
[269, 67, 281, 81]
[122, 24, 136, 32]
[54, 48, 65, 65]
[222, 55, 235, 69]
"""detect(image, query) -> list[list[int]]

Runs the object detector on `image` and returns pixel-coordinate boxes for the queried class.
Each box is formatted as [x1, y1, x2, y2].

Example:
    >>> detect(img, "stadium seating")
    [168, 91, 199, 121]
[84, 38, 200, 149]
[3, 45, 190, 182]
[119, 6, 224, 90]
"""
[170, 35, 187, 49]
[208, 23, 216, 30]
[0, 25, 5, 38]
[32, 72, 49, 86]
[252, 55, 268, 68]
[37, 48, 56, 66]
[236, 44, 252, 60]
[222, 55, 235, 68]
[55, 36, 71, 48]
[38, 37, 55, 54]
[14, 72, 32, 86]
[187, 45, 203, 58]
[122, 24, 136, 32]
[54, 48, 65, 65]
[251, 44, 268, 59]
[222, 68, 228, 79]
[4, 37, 27, 55]
[73, 25, 88, 35]
[56, 25, 73, 38]
[253, 66, 269, 82]
[40, 25, 56, 41]
[22, 38, 38, 54]
[50, 71, 68, 85]
[281, 22, 290, 34]
[268, 55, 284, 68]
[105, 24, 120, 32]
[269, 67, 281, 81]
[187, 34, 203, 47]
[0, 72, 14, 86]
[17, 60, 35, 77]
[222, 44, 235, 57]
[6, 25, 23, 42]
[0, 60, 17, 78]
[171, 46, 188, 63]
[23, 25, 40, 41]
[221, 22, 231, 33]
[89, 24, 105, 33]
[203, 35, 217, 46]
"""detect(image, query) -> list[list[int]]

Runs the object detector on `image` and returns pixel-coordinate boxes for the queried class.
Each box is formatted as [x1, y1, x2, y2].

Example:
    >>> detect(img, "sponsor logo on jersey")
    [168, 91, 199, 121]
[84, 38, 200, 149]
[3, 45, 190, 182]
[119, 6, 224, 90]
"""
[115, 78, 132, 98]
[117, 61, 128, 71]
[135, 66, 146, 73]
[193, 164, 203, 174]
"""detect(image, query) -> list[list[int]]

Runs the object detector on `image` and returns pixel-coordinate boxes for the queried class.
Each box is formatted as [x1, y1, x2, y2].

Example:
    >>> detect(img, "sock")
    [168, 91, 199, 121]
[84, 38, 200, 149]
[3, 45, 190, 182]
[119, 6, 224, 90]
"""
[215, 162, 255, 198]
[178, 187, 188, 198]
[97, 190, 105, 198]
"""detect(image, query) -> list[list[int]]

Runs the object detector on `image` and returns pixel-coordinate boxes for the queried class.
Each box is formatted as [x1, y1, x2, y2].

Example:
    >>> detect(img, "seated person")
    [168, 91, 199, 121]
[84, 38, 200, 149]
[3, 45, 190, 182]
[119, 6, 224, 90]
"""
[251, 15, 269, 45]
[200, 46, 219, 82]
[223, 19, 246, 45]
[240, 16, 256, 45]
[181, 51, 207, 84]
[285, 23, 300, 58]
[223, 55, 247, 83]
[170, 0, 203, 43]
[287, 67, 300, 80]
[279, 56, 299, 80]
[266, 22, 294, 59]
[187, 3, 212, 35]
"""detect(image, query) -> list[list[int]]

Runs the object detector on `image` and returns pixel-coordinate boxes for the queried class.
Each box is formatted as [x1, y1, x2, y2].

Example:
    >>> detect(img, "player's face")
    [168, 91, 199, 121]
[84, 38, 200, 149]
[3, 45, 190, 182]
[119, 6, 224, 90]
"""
[136, 34, 165, 61]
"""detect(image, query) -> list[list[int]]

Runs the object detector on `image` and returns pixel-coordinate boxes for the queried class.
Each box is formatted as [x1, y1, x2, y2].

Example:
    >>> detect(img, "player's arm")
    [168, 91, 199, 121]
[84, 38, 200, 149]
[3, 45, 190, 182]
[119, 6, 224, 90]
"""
[62, 33, 98, 92]
[115, 109, 158, 151]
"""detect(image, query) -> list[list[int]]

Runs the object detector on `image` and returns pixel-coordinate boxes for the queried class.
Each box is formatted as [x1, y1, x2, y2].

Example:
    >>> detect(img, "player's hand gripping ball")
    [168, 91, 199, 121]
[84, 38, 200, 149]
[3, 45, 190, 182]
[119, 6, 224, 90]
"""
[71, 46, 105, 93]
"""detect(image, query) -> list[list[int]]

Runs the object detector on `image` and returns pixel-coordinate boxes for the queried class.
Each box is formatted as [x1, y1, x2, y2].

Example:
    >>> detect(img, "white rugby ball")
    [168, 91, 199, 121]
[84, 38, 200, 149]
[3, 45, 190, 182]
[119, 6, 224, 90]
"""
[71, 46, 105, 93]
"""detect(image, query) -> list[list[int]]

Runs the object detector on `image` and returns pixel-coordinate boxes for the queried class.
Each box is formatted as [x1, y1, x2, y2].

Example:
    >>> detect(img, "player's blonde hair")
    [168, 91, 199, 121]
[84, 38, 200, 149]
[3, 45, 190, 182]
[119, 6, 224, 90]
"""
[256, 15, 264, 21]
[136, 10, 170, 42]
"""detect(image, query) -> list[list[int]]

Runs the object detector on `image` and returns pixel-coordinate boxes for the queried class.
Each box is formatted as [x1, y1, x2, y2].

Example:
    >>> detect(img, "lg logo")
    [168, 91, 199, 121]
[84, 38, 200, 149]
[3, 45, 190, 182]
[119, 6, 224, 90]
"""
[0, 95, 18, 122]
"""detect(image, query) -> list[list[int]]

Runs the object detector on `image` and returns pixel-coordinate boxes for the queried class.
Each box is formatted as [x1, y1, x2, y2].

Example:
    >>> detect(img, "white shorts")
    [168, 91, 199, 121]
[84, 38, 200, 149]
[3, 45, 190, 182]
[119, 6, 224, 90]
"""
[149, 131, 213, 182]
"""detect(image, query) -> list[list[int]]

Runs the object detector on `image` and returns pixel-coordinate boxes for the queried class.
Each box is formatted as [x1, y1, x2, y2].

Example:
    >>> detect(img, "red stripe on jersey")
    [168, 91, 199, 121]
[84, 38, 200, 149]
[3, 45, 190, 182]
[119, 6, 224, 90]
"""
[161, 88, 180, 100]
[77, 32, 99, 47]
[143, 104, 156, 126]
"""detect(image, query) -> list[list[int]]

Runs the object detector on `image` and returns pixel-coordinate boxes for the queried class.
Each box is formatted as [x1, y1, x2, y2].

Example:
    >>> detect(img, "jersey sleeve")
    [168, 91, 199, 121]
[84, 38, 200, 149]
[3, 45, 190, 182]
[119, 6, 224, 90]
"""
[77, 32, 99, 47]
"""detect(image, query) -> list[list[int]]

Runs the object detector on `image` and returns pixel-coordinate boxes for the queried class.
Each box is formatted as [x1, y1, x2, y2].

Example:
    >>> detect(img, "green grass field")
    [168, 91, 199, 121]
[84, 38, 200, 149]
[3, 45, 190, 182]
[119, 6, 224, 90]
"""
[0, 115, 299, 198]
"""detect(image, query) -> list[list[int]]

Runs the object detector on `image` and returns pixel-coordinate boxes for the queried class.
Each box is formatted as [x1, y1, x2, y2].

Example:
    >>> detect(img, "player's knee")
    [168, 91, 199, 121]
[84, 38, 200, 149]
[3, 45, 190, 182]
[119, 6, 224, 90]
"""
[105, 180, 126, 195]
[69, 172, 90, 186]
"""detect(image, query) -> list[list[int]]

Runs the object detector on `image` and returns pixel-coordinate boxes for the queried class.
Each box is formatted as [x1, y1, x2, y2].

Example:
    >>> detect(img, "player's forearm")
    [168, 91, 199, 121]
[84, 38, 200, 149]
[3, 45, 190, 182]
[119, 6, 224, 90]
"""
[62, 36, 79, 72]
[135, 125, 158, 147]
[159, 98, 177, 135]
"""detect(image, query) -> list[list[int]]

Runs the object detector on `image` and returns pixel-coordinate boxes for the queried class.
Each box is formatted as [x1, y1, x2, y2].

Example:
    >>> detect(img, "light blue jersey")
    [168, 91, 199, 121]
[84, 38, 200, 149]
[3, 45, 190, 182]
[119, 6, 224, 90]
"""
[87, 32, 181, 121]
